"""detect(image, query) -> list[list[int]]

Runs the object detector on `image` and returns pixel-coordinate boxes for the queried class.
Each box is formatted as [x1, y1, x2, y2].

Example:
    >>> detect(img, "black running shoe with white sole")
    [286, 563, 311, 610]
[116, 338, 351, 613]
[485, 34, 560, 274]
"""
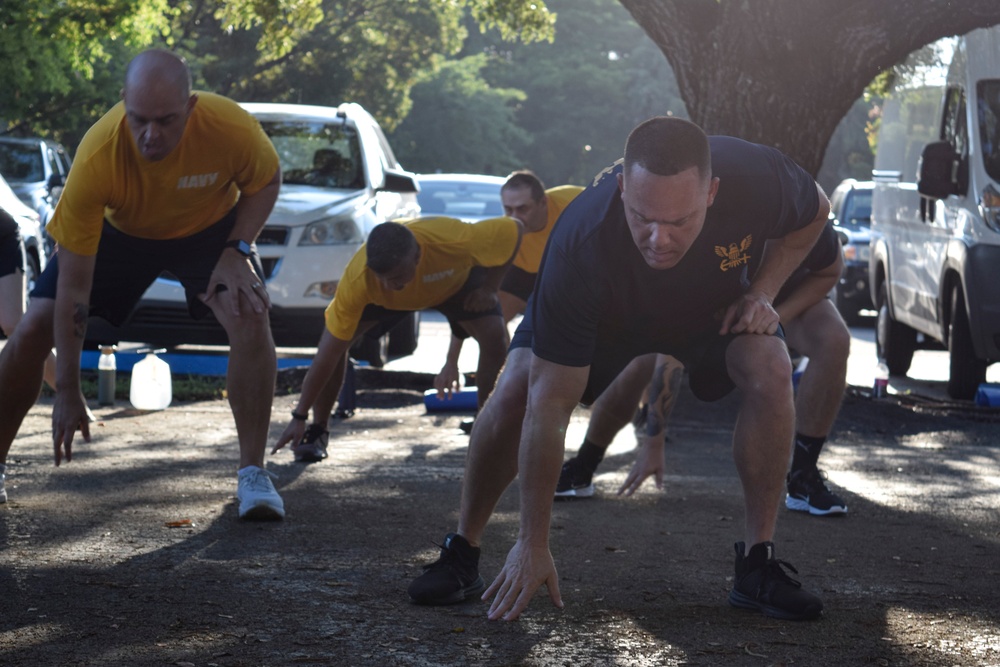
[728, 541, 823, 620]
[554, 457, 595, 498]
[408, 533, 486, 605]
[786, 467, 848, 516]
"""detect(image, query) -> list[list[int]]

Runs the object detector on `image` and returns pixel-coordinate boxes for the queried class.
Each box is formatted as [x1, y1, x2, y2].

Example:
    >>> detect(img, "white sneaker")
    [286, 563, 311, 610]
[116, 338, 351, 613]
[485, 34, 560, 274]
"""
[237, 466, 284, 520]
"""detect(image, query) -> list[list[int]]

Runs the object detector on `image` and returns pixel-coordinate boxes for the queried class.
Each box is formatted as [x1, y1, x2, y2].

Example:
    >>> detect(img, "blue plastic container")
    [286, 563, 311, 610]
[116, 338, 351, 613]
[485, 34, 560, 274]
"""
[974, 383, 1000, 407]
[423, 387, 478, 412]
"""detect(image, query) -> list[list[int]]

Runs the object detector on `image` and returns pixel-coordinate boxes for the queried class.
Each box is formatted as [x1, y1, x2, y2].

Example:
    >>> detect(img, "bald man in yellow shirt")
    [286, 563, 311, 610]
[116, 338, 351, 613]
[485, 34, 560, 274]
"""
[0, 50, 284, 520]
[273, 216, 522, 461]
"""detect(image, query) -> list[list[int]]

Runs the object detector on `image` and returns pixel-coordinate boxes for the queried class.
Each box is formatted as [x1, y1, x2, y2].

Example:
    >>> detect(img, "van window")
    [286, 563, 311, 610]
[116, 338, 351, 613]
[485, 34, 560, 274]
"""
[978, 80, 1000, 182]
[941, 86, 968, 155]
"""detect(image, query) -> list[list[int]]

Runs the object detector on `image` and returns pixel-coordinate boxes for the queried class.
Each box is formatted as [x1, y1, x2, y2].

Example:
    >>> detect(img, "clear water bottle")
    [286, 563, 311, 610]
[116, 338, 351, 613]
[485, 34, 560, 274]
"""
[873, 361, 889, 399]
[98, 345, 117, 406]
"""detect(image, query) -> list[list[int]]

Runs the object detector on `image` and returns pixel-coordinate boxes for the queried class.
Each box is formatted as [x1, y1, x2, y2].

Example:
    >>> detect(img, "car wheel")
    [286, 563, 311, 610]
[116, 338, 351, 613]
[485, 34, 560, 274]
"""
[947, 286, 986, 400]
[387, 311, 420, 357]
[876, 282, 916, 375]
[351, 333, 388, 368]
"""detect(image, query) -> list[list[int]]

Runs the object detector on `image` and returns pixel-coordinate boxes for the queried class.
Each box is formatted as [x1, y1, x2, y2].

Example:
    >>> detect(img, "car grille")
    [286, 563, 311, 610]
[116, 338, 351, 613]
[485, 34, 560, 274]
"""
[257, 227, 289, 245]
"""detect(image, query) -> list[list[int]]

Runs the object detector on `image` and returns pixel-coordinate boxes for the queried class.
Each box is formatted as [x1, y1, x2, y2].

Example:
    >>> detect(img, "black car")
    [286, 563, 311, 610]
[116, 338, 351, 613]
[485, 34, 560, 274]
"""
[829, 179, 874, 325]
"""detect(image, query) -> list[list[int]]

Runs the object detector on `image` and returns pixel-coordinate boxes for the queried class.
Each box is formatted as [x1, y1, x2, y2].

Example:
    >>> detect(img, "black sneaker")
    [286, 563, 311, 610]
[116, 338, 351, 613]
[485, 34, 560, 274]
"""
[785, 467, 848, 516]
[728, 541, 823, 620]
[554, 457, 595, 498]
[292, 424, 329, 463]
[459, 418, 475, 435]
[408, 533, 486, 605]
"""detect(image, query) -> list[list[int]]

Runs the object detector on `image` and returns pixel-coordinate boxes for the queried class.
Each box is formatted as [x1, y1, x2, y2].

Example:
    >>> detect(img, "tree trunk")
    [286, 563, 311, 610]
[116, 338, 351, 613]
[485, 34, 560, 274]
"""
[617, 0, 1000, 175]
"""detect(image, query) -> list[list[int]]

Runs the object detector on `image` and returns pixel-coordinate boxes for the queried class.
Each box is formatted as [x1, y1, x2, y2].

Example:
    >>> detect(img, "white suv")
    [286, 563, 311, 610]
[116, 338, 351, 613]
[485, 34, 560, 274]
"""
[87, 102, 421, 354]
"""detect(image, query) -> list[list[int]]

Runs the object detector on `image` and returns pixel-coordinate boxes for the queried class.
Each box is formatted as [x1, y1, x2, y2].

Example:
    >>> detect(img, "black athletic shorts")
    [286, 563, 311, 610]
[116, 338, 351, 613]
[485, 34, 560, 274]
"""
[499, 265, 536, 302]
[357, 266, 502, 340]
[30, 208, 265, 327]
[510, 323, 785, 405]
[0, 232, 25, 278]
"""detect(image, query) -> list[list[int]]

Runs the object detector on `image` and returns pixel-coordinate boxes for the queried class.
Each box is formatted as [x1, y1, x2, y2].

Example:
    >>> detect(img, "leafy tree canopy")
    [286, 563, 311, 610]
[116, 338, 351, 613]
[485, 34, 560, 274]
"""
[1, 0, 554, 145]
[390, 55, 529, 175]
[0, 0, 171, 139]
[393, 0, 685, 184]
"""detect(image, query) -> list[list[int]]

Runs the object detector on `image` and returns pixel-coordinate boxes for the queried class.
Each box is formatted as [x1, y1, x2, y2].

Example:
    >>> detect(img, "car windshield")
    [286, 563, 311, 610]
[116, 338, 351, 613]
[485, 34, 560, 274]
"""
[260, 121, 363, 189]
[0, 142, 44, 184]
[840, 190, 871, 229]
[977, 79, 1000, 183]
[417, 180, 503, 219]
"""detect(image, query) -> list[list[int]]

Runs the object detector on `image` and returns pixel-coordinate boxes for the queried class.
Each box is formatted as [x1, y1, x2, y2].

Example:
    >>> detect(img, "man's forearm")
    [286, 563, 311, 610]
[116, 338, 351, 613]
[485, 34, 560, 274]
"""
[52, 296, 88, 392]
[231, 170, 281, 242]
[295, 332, 350, 414]
[751, 218, 826, 301]
[517, 409, 571, 546]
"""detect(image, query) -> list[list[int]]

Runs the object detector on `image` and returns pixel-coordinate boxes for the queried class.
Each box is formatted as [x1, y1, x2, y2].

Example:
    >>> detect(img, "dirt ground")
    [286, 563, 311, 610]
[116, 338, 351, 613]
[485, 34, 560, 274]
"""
[1, 367, 999, 667]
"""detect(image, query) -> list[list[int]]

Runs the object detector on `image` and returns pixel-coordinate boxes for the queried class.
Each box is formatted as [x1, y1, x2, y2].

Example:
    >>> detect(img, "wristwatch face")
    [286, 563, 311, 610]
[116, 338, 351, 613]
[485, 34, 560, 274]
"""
[226, 239, 252, 256]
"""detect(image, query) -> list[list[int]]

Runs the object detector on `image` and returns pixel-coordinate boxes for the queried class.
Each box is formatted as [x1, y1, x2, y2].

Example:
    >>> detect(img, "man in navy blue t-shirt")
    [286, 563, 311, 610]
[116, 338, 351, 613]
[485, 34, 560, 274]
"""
[556, 221, 851, 517]
[409, 118, 831, 621]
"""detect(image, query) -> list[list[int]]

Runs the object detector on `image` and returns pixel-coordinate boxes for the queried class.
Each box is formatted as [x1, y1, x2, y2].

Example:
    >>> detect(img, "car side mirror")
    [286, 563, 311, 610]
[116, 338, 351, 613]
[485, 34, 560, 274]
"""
[379, 169, 420, 194]
[917, 141, 960, 199]
[917, 141, 962, 222]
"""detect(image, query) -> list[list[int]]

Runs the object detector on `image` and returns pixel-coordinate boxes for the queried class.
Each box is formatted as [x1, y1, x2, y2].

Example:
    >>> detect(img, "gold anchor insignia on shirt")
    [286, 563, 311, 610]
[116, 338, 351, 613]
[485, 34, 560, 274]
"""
[715, 234, 753, 271]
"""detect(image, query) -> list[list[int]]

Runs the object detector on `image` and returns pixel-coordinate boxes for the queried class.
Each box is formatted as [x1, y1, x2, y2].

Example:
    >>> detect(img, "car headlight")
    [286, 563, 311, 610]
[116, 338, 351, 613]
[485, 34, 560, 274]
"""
[842, 243, 870, 263]
[299, 215, 364, 246]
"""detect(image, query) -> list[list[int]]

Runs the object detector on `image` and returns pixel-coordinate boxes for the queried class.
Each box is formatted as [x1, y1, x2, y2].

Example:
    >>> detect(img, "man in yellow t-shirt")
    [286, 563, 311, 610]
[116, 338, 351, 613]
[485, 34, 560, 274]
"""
[272, 216, 522, 461]
[0, 50, 284, 520]
[435, 171, 582, 429]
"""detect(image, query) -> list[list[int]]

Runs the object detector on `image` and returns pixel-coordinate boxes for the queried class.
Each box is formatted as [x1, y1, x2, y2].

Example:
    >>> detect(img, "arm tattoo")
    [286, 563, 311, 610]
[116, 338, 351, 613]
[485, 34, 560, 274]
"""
[72, 302, 89, 339]
[645, 362, 683, 437]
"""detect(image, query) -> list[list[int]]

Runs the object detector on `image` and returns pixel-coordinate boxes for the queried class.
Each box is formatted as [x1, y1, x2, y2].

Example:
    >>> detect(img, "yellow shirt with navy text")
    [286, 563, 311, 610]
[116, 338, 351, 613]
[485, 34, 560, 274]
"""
[324, 216, 520, 340]
[47, 92, 279, 255]
[513, 185, 583, 273]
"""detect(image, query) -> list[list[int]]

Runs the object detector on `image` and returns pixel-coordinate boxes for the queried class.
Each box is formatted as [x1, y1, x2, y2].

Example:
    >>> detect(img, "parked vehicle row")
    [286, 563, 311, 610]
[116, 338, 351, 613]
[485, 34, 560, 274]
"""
[0, 136, 73, 282]
[828, 178, 874, 325]
[0, 172, 46, 290]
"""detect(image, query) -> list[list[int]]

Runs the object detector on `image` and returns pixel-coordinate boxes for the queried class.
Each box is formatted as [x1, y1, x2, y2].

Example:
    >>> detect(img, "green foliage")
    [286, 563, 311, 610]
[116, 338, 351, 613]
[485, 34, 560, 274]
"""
[466, 0, 557, 43]
[817, 97, 879, 193]
[392, 0, 684, 185]
[2, 0, 554, 144]
[390, 55, 529, 174]
[52, 372, 226, 402]
[0, 0, 170, 142]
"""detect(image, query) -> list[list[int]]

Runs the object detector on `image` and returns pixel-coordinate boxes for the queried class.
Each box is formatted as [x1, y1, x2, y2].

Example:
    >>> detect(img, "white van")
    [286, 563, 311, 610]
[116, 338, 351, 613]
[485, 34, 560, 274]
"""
[869, 25, 1000, 399]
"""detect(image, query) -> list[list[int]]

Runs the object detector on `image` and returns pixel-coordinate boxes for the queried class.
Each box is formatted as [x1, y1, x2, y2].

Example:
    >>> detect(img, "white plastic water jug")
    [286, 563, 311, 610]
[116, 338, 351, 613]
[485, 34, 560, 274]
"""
[130, 350, 172, 410]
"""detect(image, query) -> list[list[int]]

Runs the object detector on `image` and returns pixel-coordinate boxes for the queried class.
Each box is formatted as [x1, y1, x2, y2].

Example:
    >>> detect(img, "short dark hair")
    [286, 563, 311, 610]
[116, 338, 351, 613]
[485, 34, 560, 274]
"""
[503, 170, 546, 202]
[624, 117, 711, 179]
[365, 222, 418, 274]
